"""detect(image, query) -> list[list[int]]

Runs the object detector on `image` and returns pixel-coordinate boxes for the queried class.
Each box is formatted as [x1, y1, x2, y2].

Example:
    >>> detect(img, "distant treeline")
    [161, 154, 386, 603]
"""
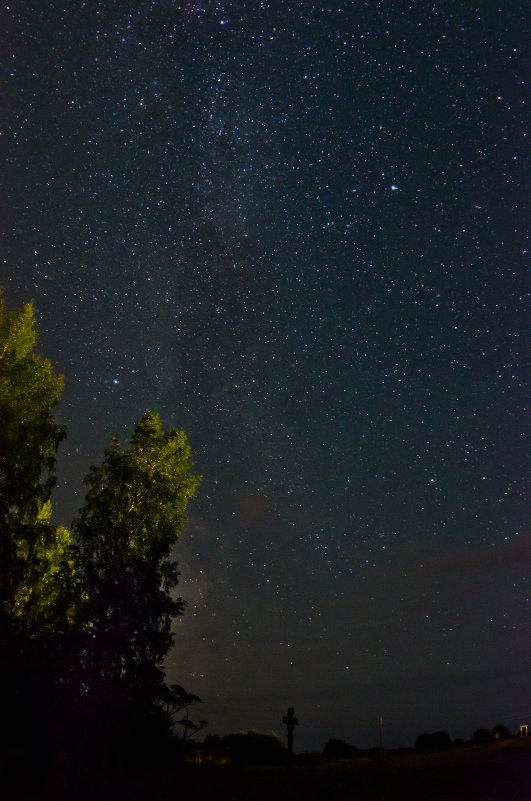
[188, 724, 518, 766]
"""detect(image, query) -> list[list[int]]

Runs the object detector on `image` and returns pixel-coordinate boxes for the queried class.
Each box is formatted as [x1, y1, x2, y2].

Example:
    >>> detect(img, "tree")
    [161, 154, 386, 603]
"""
[415, 731, 452, 752]
[0, 292, 76, 793]
[74, 412, 201, 693]
[222, 731, 287, 765]
[11, 501, 77, 635]
[0, 295, 64, 513]
[323, 738, 356, 760]
[0, 291, 203, 791]
[472, 727, 491, 744]
[153, 683, 207, 743]
[492, 724, 510, 741]
[0, 293, 68, 629]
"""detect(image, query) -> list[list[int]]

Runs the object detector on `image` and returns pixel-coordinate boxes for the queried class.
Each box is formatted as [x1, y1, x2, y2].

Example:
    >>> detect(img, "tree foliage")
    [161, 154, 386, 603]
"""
[415, 731, 452, 752]
[153, 683, 206, 741]
[222, 731, 287, 765]
[0, 293, 77, 795]
[12, 501, 77, 633]
[491, 724, 510, 741]
[0, 290, 202, 792]
[472, 727, 492, 744]
[323, 738, 357, 760]
[0, 294, 64, 516]
[74, 412, 201, 690]
[0, 292, 71, 634]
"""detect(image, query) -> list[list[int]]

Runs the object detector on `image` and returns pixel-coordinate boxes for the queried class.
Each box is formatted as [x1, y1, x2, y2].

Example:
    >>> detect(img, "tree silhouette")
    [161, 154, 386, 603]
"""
[222, 731, 287, 765]
[323, 738, 356, 759]
[153, 683, 207, 740]
[0, 290, 203, 793]
[415, 731, 452, 752]
[0, 291, 74, 793]
[74, 413, 201, 694]
[472, 728, 492, 744]
[492, 724, 510, 740]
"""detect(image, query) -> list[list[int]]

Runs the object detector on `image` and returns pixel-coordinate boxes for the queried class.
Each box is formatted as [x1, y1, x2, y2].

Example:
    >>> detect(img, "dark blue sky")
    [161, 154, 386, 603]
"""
[2, 1, 528, 750]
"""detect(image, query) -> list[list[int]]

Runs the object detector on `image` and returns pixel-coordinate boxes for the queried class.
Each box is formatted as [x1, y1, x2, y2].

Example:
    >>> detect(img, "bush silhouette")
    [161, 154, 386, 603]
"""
[472, 728, 492, 744]
[415, 731, 452, 752]
[491, 724, 510, 741]
[222, 730, 287, 764]
[323, 738, 356, 759]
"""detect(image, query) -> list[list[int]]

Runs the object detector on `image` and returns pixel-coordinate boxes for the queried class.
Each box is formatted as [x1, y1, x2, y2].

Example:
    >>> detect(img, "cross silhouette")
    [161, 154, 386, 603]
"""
[282, 706, 299, 757]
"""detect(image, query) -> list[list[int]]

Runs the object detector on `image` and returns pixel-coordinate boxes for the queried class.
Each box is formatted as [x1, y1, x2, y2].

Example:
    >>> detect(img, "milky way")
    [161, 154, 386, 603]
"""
[2, 1, 528, 749]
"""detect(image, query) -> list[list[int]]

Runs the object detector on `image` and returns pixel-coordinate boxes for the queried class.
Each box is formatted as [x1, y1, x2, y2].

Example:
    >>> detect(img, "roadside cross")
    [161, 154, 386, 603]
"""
[282, 706, 299, 758]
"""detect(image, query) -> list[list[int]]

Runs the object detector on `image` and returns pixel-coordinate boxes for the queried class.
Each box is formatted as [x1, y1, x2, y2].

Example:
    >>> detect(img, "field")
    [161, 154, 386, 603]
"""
[171, 738, 531, 801]
[11, 736, 530, 800]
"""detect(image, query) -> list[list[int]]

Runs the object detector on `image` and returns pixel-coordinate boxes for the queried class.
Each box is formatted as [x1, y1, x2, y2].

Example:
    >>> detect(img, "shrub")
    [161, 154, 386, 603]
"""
[323, 738, 356, 760]
[491, 725, 510, 741]
[222, 730, 287, 764]
[472, 728, 492, 744]
[415, 731, 452, 752]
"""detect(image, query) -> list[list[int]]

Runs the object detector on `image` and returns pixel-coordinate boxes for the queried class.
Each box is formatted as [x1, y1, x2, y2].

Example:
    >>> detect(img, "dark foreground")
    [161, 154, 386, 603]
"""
[7, 738, 531, 800]
[180, 740, 530, 801]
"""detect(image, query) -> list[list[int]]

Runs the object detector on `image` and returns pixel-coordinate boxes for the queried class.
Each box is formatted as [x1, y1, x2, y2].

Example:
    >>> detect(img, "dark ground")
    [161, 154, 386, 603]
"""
[21, 737, 530, 801]
[176, 739, 531, 801]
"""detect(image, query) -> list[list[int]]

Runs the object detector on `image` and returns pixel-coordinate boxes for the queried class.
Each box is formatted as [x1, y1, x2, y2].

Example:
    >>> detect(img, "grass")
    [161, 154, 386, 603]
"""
[170, 738, 531, 801]
[9, 735, 531, 800]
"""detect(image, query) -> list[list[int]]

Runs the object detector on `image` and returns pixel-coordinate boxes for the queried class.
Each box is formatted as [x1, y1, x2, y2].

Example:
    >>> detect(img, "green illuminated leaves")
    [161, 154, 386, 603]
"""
[75, 412, 201, 688]
[0, 291, 68, 629]
[0, 292, 64, 518]
[13, 511, 77, 633]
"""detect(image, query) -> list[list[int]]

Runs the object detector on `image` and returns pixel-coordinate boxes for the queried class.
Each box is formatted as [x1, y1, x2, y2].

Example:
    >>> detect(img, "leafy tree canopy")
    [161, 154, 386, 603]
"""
[0, 292, 70, 632]
[13, 501, 77, 633]
[0, 290, 202, 782]
[0, 293, 64, 518]
[222, 731, 287, 765]
[75, 412, 201, 689]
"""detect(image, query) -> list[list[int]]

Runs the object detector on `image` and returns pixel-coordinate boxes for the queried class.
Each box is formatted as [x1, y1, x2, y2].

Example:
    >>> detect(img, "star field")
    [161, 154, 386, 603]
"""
[2, 1, 528, 749]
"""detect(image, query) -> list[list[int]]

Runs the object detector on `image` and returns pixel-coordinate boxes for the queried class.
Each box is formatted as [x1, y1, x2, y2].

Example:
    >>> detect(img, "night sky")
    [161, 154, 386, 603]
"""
[2, 1, 529, 751]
